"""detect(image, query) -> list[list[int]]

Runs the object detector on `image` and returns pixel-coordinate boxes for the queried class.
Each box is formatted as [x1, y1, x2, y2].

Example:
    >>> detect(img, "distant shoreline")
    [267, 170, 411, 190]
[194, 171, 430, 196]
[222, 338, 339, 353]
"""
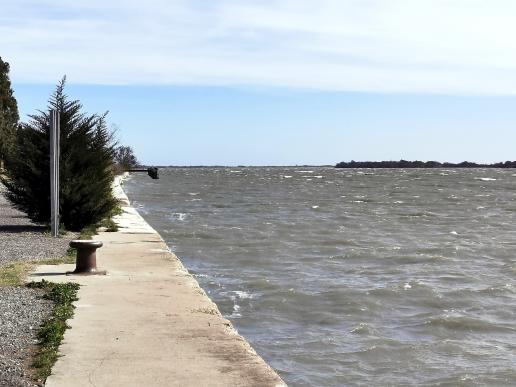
[148, 165, 334, 168]
[133, 162, 516, 169]
[335, 160, 516, 169]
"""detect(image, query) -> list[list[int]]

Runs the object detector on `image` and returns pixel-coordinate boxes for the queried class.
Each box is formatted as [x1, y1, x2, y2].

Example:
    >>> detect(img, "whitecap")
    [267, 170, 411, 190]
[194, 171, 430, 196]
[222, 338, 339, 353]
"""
[353, 200, 365, 203]
[311, 205, 319, 209]
[283, 175, 292, 178]
[297, 170, 313, 173]
[350, 323, 370, 334]
[229, 304, 242, 318]
[394, 201, 404, 204]
[234, 291, 252, 299]
[314, 176, 323, 179]
[172, 212, 187, 221]
[230, 170, 242, 173]
[450, 230, 458, 235]
[475, 177, 497, 181]
[403, 283, 412, 290]
[188, 192, 199, 196]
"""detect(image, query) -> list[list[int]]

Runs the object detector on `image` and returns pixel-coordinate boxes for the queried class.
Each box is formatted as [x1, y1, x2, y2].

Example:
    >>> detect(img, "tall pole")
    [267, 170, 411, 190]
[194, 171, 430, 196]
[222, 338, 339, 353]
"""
[50, 109, 60, 237]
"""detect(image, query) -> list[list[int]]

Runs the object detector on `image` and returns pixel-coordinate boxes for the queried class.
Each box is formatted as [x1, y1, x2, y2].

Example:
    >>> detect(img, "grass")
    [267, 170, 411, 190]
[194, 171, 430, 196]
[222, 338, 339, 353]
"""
[0, 262, 33, 286]
[0, 250, 77, 287]
[97, 203, 123, 232]
[78, 224, 98, 240]
[77, 208, 121, 237]
[98, 217, 118, 232]
[26, 280, 80, 383]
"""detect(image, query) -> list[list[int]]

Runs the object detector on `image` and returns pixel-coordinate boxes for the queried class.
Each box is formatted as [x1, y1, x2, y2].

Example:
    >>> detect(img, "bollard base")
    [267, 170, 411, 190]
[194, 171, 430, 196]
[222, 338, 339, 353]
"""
[68, 240, 105, 276]
[66, 269, 107, 276]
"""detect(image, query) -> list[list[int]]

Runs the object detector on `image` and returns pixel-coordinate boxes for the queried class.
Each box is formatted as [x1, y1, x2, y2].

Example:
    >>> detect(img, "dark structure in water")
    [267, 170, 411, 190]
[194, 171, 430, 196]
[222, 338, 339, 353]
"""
[147, 167, 159, 179]
[335, 160, 516, 168]
[128, 167, 159, 179]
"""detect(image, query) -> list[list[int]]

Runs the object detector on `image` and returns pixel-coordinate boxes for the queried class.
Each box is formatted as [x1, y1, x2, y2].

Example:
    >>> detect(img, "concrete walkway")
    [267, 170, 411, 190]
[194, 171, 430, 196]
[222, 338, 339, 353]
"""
[29, 178, 285, 387]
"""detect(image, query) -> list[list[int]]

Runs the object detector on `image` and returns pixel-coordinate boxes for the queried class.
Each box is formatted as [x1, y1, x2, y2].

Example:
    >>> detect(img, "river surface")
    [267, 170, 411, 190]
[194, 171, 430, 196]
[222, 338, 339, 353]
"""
[124, 167, 516, 386]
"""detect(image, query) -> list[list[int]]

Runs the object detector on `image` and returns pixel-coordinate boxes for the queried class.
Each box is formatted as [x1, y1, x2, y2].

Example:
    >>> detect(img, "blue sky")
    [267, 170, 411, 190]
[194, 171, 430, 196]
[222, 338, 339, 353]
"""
[4, 1, 516, 165]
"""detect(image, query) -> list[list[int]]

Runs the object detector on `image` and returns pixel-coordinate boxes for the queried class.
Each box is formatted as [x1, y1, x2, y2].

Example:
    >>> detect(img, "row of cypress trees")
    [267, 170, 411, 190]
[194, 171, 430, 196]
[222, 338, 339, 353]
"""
[0, 57, 127, 231]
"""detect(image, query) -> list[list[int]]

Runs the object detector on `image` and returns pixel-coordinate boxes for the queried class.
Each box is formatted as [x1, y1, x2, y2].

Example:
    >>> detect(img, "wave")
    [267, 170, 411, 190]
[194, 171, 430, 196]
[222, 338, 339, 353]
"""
[424, 314, 515, 333]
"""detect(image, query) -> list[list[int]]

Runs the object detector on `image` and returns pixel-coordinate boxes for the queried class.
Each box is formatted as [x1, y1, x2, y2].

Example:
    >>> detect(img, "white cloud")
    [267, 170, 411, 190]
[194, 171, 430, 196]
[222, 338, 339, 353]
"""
[2, 0, 516, 94]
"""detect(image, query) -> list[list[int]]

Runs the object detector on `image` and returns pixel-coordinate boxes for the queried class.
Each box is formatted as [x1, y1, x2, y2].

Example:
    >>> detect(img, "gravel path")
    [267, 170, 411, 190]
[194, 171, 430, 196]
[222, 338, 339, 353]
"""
[0, 188, 78, 386]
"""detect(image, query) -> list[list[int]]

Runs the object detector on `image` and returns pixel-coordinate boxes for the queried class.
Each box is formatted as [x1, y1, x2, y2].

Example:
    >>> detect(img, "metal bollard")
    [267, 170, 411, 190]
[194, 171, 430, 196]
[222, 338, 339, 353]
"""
[66, 240, 107, 275]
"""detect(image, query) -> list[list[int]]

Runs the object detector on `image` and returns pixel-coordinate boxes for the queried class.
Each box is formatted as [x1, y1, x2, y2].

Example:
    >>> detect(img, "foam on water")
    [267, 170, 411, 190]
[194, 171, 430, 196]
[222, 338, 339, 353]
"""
[476, 177, 497, 181]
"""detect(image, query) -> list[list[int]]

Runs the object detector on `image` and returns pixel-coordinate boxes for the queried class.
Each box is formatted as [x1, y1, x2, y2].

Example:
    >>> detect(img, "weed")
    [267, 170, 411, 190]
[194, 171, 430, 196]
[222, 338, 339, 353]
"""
[26, 280, 80, 383]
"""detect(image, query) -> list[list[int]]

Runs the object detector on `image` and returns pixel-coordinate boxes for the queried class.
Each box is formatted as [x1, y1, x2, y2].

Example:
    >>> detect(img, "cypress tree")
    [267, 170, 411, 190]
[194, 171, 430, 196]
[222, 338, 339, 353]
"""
[1, 78, 118, 231]
[0, 56, 19, 167]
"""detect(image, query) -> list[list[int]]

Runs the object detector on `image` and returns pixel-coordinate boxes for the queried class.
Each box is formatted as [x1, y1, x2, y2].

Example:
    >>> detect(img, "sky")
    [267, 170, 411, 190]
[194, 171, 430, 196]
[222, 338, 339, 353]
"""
[2, 0, 516, 165]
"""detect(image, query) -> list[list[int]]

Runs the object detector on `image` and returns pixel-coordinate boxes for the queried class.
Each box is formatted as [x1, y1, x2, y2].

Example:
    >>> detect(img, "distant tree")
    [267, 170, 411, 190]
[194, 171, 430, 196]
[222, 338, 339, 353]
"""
[114, 145, 139, 171]
[1, 78, 118, 231]
[0, 57, 19, 168]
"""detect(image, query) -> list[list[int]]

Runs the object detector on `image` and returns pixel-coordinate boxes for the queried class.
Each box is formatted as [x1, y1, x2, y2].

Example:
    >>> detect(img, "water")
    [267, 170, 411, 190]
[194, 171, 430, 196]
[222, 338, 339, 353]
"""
[124, 167, 516, 386]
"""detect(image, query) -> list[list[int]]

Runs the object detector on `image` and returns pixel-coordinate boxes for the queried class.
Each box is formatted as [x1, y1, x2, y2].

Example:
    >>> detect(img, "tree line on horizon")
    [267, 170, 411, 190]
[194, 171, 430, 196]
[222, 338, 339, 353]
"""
[335, 160, 516, 169]
[0, 56, 140, 231]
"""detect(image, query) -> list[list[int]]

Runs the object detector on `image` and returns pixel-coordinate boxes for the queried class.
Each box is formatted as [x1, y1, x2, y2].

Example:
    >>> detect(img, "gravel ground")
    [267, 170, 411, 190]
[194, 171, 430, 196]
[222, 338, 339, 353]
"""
[0, 191, 77, 266]
[0, 287, 52, 387]
[0, 188, 78, 386]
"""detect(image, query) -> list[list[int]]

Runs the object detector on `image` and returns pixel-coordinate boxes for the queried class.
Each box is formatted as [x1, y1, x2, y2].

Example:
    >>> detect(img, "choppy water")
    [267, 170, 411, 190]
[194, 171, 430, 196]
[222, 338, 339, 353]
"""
[124, 167, 516, 386]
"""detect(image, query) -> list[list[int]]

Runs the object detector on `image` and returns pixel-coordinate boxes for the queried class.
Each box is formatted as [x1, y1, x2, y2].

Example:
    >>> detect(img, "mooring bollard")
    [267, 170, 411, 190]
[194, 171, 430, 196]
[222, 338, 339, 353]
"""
[67, 240, 107, 275]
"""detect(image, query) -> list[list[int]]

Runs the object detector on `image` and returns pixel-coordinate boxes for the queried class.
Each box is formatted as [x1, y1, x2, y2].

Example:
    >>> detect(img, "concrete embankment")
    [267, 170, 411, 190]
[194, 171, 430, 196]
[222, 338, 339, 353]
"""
[29, 176, 285, 386]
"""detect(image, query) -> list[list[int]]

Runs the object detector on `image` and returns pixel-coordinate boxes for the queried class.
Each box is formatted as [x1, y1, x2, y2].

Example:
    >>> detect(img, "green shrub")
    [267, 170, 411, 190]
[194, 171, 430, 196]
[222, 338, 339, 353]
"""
[1, 78, 118, 231]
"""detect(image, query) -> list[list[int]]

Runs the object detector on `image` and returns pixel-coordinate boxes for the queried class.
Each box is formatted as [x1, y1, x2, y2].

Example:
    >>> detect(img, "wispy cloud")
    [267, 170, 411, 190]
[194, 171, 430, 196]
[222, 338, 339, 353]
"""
[2, 0, 516, 94]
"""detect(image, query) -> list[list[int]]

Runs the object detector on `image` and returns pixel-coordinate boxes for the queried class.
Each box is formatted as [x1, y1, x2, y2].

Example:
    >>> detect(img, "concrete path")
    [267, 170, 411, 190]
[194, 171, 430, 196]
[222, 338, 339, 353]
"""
[29, 177, 285, 387]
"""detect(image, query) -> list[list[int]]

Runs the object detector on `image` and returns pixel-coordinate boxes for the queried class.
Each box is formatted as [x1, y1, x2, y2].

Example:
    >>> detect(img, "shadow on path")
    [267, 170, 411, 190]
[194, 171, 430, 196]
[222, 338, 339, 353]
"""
[0, 224, 47, 233]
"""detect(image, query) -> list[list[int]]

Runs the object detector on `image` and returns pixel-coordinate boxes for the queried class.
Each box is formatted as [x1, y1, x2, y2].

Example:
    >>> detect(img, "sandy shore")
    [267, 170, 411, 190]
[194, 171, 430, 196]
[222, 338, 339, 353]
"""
[29, 175, 286, 386]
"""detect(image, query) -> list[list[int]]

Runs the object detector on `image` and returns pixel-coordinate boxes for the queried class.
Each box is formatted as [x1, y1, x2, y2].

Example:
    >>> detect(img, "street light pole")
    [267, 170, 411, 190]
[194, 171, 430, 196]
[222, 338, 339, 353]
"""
[50, 109, 60, 237]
